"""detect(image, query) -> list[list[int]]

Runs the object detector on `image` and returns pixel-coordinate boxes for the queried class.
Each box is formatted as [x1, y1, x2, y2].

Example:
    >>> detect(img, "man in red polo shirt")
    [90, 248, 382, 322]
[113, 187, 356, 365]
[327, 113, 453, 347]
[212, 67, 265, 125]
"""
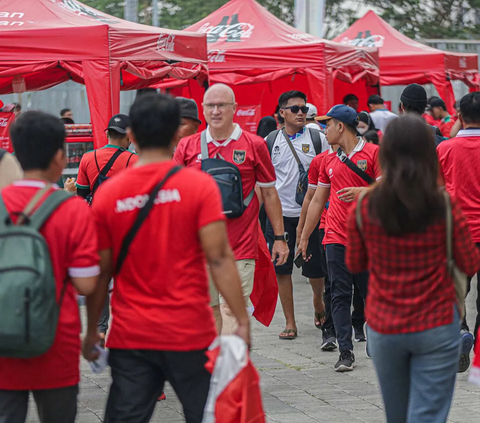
[438, 91, 480, 373]
[83, 93, 251, 423]
[0, 111, 99, 423]
[174, 84, 288, 334]
[298, 105, 381, 372]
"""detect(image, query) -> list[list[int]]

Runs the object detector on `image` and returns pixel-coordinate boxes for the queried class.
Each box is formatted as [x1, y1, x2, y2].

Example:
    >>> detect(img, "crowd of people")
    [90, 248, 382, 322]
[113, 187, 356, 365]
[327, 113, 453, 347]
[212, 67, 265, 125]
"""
[0, 82, 479, 423]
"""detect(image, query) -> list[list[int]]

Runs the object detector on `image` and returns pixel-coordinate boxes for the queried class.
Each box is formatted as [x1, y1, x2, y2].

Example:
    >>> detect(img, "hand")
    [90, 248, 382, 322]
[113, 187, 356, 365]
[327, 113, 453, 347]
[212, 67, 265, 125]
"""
[272, 240, 289, 266]
[64, 178, 77, 193]
[297, 237, 309, 260]
[337, 187, 365, 203]
[235, 322, 251, 350]
[82, 332, 101, 362]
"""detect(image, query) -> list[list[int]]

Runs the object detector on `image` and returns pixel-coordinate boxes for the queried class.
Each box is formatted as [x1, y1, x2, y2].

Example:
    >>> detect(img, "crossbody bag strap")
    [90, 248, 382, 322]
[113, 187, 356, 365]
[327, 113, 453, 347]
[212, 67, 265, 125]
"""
[94, 150, 100, 172]
[337, 148, 375, 185]
[281, 128, 305, 171]
[92, 149, 125, 195]
[200, 131, 209, 160]
[115, 166, 182, 275]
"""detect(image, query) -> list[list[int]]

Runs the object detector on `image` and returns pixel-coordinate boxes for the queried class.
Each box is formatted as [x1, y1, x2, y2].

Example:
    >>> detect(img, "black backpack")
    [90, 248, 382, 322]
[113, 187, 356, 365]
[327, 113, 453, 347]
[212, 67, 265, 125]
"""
[429, 125, 446, 145]
[265, 127, 324, 157]
[200, 131, 254, 219]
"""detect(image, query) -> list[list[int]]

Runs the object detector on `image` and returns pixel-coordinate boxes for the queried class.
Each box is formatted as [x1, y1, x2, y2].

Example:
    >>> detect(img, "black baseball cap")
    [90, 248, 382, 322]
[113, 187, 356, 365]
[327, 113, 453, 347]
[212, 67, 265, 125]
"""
[175, 97, 202, 124]
[107, 114, 130, 134]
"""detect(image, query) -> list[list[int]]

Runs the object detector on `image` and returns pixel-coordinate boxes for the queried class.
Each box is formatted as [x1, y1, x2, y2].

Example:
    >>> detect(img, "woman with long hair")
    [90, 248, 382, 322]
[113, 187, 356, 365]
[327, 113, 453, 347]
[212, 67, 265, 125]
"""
[346, 115, 480, 423]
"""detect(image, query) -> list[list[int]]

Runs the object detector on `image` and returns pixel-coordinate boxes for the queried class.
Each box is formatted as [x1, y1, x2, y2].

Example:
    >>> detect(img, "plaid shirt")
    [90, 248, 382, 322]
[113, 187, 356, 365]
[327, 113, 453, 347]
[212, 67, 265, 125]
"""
[346, 193, 480, 335]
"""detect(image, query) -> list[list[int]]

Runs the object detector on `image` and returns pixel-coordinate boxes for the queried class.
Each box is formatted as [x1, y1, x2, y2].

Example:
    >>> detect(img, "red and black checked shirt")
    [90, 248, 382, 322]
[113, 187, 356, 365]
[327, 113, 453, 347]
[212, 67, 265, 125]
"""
[346, 193, 480, 335]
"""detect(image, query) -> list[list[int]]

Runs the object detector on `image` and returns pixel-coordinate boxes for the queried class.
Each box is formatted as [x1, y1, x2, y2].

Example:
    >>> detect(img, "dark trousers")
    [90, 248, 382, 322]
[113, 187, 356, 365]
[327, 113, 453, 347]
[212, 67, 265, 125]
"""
[0, 385, 78, 423]
[352, 284, 366, 331]
[319, 229, 335, 336]
[326, 244, 368, 352]
[98, 295, 110, 334]
[105, 348, 211, 423]
[462, 242, 480, 337]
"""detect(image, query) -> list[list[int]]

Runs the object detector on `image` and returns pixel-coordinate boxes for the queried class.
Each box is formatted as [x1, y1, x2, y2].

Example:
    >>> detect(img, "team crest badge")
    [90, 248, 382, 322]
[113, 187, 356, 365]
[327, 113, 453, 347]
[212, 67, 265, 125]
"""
[302, 144, 310, 154]
[357, 160, 367, 171]
[233, 150, 246, 164]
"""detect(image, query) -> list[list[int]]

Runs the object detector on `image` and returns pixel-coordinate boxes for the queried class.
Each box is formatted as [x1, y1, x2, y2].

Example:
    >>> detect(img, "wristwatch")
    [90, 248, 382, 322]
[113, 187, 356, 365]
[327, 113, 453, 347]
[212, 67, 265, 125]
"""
[274, 232, 289, 242]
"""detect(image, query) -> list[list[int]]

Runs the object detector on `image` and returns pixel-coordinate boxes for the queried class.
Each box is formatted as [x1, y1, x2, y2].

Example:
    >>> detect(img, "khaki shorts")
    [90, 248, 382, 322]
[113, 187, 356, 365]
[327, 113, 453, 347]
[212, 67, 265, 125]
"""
[209, 259, 256, 308]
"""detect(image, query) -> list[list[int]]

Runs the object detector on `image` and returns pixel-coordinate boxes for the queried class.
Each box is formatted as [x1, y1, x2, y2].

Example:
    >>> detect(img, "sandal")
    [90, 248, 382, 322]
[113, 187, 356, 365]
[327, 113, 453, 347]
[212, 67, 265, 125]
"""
[314, 311, 326, 329]
[279, 328, 298, 340]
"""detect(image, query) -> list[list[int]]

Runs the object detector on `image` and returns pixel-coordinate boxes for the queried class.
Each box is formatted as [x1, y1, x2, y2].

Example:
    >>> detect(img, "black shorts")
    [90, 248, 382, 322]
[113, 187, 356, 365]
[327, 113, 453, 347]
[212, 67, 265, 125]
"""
[266, 216, 325, 278]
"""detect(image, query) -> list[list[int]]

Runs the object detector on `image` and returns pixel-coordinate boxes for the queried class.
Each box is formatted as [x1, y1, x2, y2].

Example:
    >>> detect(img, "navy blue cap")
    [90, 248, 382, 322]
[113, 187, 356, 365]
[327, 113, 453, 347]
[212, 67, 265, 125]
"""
[315, 104, 358, 126]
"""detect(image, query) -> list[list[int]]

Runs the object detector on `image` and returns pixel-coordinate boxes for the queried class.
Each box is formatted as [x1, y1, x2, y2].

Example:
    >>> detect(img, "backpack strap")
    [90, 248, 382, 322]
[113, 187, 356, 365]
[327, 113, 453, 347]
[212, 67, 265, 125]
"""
[125, 152, 135, 168]
[266, 129, 281, 157]
[91, 149, 125, 195]
[200, 130, 210, 160]
[307, 128, 323, 155]
[337, 148, 375, 185]
[244, 189, 255, 208]
[0, 196, 11, 230]
[115, 166, 182, 274]
[28, 190, 72, 231]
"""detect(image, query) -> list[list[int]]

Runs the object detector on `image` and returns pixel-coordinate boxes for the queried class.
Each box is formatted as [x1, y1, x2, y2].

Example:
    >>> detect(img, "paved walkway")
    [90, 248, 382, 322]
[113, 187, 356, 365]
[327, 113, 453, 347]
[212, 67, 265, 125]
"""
[27, 270, 480, 422]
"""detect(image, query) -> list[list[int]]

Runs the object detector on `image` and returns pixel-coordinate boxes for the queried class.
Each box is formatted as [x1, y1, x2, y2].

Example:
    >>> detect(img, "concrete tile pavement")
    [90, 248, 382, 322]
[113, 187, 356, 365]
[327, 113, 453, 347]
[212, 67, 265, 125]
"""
[26, 270, 480, 422]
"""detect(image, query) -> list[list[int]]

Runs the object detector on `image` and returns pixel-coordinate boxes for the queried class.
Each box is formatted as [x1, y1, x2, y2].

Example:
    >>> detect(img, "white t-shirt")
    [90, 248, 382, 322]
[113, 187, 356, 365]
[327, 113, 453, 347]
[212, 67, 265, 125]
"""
[269, 127, 328, 218]
[370, 109, 398, 133]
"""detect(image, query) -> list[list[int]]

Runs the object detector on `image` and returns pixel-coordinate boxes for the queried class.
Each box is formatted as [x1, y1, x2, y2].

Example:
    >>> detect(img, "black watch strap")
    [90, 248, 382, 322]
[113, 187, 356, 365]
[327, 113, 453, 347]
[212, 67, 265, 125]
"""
[274, 232, 289, 242]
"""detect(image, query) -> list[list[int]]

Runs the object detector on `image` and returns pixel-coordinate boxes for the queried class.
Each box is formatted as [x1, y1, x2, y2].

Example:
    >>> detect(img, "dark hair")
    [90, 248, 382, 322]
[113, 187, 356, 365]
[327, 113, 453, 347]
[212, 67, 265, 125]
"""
[129, 93, 180, 149]
[368, 95, 384, 105]
[14, 103, 21, 112]
[402, 102, 424, 115]
[368, 115, 444, 236]
[60, 108, 71, 117]
[278, 91, 307, 108]
[430, 98, 447, 111]
[274, 105, 284, 124]
[363, 130, 379, 145]
[257, 116, 277, 138]
[332, 118, 357, 135]
[343, 94, 358, 104]
[107, 128, 126, 141]
[357, 111, 376, 131]
[459, 92, 480, 125]
[11, 111, 65, 171]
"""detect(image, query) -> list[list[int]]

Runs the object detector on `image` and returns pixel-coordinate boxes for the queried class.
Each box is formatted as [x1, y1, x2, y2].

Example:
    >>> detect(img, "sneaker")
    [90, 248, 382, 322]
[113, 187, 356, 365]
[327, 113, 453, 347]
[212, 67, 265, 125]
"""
[458, 330, 474, 373]
[364, 322, 371, 359]
[354, 326, 366, 342]
[321, 333, 338, 351]
[334, 351, 355, 372]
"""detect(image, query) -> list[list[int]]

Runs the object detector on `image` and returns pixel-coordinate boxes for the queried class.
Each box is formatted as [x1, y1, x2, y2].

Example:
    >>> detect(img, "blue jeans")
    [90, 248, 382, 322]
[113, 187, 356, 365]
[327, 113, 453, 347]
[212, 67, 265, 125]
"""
[368, 308, 460, 423]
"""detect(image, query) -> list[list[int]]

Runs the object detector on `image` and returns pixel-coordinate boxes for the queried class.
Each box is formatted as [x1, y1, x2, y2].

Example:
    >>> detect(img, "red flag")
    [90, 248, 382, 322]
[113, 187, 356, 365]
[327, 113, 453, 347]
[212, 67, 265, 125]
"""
[250, 225, 278, 326]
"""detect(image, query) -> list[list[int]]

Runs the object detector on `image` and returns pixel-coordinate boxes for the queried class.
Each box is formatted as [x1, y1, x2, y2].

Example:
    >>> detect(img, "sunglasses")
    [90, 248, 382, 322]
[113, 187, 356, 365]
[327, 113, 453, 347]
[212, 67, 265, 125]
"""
[282, 105, 309, 114]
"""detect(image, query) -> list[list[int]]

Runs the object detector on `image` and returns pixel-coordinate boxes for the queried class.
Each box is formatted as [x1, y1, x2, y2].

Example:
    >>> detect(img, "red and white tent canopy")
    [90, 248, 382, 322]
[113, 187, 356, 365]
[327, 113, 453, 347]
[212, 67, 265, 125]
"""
[0, 0, 208, 147]
[334, 10, 480, 113]
[179, 0, 380, 118]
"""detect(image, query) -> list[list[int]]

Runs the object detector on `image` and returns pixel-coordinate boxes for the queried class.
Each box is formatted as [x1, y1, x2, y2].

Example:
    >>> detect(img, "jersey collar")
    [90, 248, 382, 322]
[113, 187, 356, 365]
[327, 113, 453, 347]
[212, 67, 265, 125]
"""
[348, 138, 366, 159]
[13, 180, 59, 189]
[206, 124, 242, 147]
[457, 128, 480, 137]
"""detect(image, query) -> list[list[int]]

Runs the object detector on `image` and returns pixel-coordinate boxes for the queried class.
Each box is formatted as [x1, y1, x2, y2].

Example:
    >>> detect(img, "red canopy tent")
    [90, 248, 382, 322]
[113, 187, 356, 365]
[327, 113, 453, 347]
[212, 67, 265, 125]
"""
[166, 0, 379, 128]
[0, 0, 208, 147]
[334, 10, 480, 114]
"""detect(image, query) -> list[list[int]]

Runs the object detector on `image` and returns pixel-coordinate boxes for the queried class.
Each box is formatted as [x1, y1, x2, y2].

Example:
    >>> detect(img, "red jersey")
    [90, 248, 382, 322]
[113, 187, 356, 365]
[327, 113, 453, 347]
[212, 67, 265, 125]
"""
[423, 113, 439, 127]
[439, 116, 454, 138]
[346, 193, 480, 335]
[0, 181, 99, 390]
[318, 140, 381, 246]
[308, 149, 332, 230]
[76, 145, 138, 192]
[438, 129, 480, 242]
[92, 161, 224, 351]
[174, 125, 276, 260]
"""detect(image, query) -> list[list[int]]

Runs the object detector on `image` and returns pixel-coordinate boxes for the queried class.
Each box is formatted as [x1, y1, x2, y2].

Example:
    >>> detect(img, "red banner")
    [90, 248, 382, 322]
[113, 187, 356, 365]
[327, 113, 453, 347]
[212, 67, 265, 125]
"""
[0, 112, 15, 152]
[234, 105, 261, 134]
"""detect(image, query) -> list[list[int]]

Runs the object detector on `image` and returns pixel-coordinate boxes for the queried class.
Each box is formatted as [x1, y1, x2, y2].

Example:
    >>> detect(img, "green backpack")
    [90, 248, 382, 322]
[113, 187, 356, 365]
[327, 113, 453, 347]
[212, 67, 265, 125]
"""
[0, 186, 72, 358]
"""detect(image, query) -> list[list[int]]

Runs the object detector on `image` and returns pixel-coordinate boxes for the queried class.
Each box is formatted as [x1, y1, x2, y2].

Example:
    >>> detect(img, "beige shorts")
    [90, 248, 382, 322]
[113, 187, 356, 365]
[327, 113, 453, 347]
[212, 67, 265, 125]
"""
[209, 259, 256, 308]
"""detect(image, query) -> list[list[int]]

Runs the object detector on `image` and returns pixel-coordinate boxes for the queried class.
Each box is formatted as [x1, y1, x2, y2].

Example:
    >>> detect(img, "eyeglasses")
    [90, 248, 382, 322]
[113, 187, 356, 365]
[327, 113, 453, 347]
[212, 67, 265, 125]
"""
[203, 103, 234, 111]
[282, 105, 309, 114]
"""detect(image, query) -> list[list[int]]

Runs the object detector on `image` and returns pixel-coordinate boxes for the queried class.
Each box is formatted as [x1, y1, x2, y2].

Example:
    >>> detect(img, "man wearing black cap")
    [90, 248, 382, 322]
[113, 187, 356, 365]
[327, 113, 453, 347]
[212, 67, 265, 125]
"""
[298, 105, 381, 372]
[430, 97, 454, 138]
[400, 84, 444, 145]
[174, 97, 202, 144]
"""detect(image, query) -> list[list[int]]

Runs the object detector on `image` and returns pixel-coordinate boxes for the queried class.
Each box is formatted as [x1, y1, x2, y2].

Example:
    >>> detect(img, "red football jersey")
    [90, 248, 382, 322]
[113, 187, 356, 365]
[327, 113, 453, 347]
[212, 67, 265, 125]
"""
[308, 150, 333, 230]
[76, 145, 138, 191]
[438, 129, 480, 242]
[0, 181, 99, 390]
[318, 140, 381, 246]
[92, 161, 224, 351]
[174, 126, 276, 260]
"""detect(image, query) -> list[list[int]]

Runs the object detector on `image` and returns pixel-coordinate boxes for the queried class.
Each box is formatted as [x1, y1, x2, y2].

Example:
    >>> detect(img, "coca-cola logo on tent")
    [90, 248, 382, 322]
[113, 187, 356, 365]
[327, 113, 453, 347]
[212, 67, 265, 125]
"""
[198, 14, 254, 43]
[208, 50, 227, 63]
[157, 34, 175, 52]
[339, 31, 385, 48]
[52, 0, 119, 24]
